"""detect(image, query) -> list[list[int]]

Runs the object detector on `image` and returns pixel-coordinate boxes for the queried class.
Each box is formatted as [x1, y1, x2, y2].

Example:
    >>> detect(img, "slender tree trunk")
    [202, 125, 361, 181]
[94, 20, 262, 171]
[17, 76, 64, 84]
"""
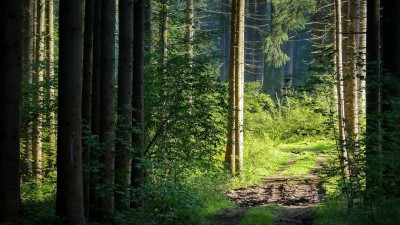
[56, 0, 85, 223]
[235, 0, 245, 173]
[90, 0, 102, 220]
[0, 1, 22, 223]
[343, 0, 359, 150]
[82, 0, 94, 218]
[335, 0, 350, 176]
[22, 0, 34, 179]
[225, 0, 245, 174]
[98, 0, 116, 219]
[33, 0, 46, 181]
[46, 0, 56, 154]
[115, 0, 133, 211]
[225, 0, 238, 174]
[132, 0, 145, 195]
[358, 0, 367, 113]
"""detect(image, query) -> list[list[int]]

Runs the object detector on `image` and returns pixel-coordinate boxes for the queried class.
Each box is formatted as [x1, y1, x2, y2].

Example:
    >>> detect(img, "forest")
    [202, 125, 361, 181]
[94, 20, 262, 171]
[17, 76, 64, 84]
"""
[1, 0, 400, 224]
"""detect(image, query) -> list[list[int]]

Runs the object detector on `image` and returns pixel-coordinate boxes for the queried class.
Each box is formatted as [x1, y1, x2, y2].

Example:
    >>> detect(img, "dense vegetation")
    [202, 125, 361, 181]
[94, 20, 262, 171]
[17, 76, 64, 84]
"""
[1, 0, 400, 225]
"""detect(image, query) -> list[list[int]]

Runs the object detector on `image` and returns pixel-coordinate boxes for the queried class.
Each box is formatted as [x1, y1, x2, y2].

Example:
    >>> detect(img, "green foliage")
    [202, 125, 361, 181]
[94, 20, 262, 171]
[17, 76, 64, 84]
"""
[265, 0, 317, 67]
[113, 171, 233, 225]
[19, 176, 57, 225]
[315, 197, 400, 225]
[245, 82, 332, 143]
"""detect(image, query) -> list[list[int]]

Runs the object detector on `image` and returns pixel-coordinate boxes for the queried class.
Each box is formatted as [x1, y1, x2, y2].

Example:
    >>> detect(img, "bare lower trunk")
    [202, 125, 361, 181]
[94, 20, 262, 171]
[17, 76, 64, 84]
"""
[56, 0, 85, 223]
[0, 1, 22, 222]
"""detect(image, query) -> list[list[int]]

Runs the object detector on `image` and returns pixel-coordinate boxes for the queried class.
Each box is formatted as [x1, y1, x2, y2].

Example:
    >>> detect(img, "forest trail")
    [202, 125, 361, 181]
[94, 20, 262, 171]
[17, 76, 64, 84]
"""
[212, 155, 328, 225]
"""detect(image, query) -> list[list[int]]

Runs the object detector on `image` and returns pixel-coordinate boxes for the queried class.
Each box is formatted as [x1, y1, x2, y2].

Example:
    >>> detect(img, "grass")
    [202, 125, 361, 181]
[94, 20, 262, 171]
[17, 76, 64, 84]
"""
[238, 206, 282, 225]
[280, 151, 319, 176]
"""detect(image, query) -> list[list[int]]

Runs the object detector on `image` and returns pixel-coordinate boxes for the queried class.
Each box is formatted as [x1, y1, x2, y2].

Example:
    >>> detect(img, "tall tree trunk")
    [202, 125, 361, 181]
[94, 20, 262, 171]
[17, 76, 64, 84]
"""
[90, 0, 102, 220]
[225, 0, 245, 174]
[0, 1, 22, 223]
[335, 0, 350, 176]
[225, 0, 238, 174]
[82, 0, 94, 218]
[115, 0, 133, 211]
[46, 0, 56, 155]
[33, 0, 46, 181]
[22, 0, 34, 179]
[98, 0, 116, 219]
[343, 0, 359, 152]
[132, 0, 145, 196]
[56, 0, 85, 223]
[358, 0, 367, 113]
[235, 0, 245, 173]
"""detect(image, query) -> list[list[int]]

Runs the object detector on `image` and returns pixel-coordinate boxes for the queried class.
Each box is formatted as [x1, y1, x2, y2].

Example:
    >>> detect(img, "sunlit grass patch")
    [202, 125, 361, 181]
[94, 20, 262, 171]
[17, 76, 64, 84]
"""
[280, 151, 319, 176]
[238, 205, 282, 225]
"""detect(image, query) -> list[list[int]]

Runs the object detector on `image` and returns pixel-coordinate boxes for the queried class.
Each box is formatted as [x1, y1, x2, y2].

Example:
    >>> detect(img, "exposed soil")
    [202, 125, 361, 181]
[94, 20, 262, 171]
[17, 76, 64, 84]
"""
[212, 155, 328, 225]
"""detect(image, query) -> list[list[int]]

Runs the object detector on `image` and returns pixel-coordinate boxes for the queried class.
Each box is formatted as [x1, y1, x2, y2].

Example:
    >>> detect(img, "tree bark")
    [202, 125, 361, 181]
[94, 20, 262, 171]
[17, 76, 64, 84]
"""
[82, 0, 94, 218]
[115, 0, 133, 211]
[98, 0, 116, 219]
[343, 0, 359, 150]
[132, 0, 145, 195]
[225, 0, 245, 174]
[225, 0, 238, 174]
[90, 0, 102, 220]
[335, 0, 350, 176]
[22, 0, 34, 179]
[32, 0, 46, 181]
[46, 0, 56, 155]
[56, 0, 85, 223]
[0, 1, 22, 223]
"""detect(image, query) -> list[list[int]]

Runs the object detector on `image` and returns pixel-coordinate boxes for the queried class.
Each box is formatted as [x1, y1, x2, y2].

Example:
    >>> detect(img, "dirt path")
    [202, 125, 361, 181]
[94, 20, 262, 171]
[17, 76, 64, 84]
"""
[212, 155, 328, 225]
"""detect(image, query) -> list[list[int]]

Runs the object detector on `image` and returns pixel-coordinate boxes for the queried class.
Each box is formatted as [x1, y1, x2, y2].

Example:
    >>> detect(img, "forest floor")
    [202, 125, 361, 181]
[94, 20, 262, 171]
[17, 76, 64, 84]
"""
[212, 152, 329, 225]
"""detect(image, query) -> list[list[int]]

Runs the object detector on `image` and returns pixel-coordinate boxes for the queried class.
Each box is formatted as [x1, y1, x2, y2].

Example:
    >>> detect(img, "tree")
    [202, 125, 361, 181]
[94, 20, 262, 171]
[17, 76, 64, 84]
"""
[115, 0, 133, 210]
[22, 0, 34, 179]
[82, 0, 94, 218]
[334, 0, 350, 176]
[132, 0, 145, 193]
[225, 0, 245, 174]
[0, 1, 22, 223]
[89, 0, 102, 219]
[98, 0, 116, 219]
[33, 0, 46, 181]
[45, 0, 56, 154]
[56, 0, 85, 223]
[343, 0, 359, 150]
